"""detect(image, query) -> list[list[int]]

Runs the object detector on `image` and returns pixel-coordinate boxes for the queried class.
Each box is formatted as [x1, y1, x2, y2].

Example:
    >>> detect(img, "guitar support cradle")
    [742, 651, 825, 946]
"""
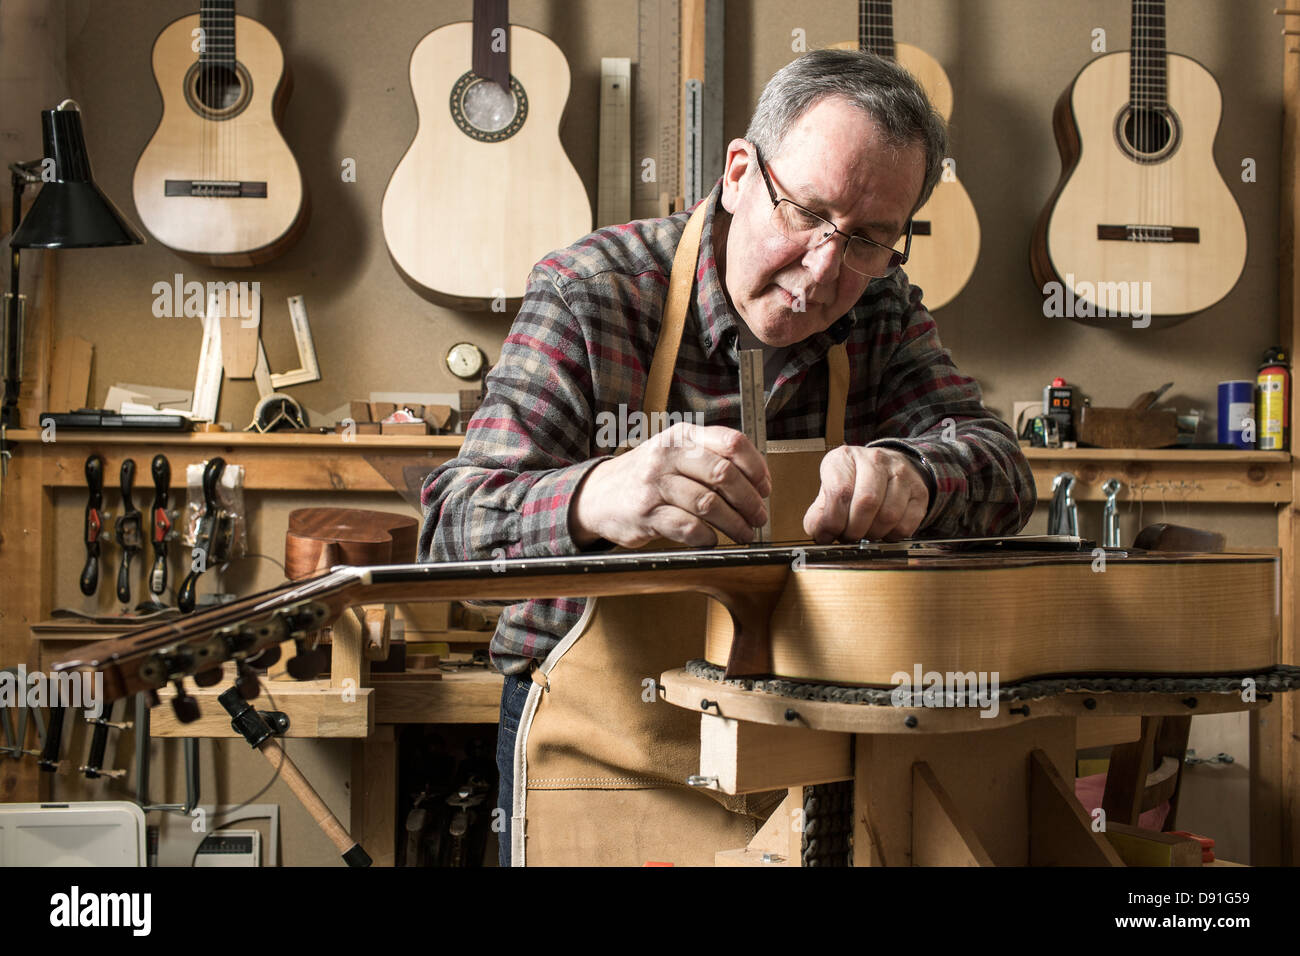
[218, 686, 371, 867]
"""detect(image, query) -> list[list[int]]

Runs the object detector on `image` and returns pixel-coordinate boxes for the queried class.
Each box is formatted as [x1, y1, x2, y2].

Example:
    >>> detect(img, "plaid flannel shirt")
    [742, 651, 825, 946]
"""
[418, 182, 1036, 676]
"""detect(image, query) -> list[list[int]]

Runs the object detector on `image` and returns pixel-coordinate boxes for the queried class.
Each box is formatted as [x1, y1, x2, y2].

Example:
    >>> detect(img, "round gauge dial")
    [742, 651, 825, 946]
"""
[446, 342, 486, 380]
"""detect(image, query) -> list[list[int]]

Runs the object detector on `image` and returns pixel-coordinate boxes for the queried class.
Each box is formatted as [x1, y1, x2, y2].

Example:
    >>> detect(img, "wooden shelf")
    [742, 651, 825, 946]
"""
[1023, 447, 1292, 503]
[2, 428, 463, 450]
[1022, 447, 1289, 462]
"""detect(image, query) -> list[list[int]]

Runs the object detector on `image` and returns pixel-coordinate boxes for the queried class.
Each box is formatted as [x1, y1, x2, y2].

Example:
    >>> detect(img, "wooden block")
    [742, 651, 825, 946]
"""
[381, 421, 429, 435]
[1078, 407, 1179, 448]
[397, 602, 451, 632]
[329, 608, 366, 689]
[912, 762, 995, 866]
[361, 605, 391, 661]
[699, 714, 851, 794]
[351, 725, 397, 867]
[219, 315, 258, 378]
[1028, 748, 1125, 866]
[47, 335, 92, 413]
[715, 788, 802, 866]
[1077, 715, 1142, 749]
[370, 402, 397, 422]
[349, 400, 372, 423]
[1102, 821, 1202, 867]
[423, 404, 454, 430]
[151, 680, 373, 737]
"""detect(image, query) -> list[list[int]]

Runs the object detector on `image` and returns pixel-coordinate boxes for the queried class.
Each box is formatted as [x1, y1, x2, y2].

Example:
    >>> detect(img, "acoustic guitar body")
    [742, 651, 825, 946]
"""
[382, 23, 593, 309]
[830, 40, 980, 310]
[132, 13, 308, 267]
[705, 551, 1276, 686]
[1032, 52, 1246, 322]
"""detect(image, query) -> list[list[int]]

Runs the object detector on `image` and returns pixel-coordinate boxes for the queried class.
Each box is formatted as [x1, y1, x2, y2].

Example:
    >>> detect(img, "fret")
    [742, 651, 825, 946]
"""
[859, 0, 896, 59]
[1129, 0, 1167, 109]
[198, 0, 237, 66]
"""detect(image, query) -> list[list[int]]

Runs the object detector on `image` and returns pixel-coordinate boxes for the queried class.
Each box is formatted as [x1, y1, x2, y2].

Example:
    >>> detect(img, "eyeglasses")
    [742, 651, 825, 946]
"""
[752, 144, 911, 279]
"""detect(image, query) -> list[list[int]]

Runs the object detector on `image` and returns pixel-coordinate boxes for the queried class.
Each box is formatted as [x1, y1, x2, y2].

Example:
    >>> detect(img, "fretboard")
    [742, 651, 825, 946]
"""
[1130, 0, 1167, 110]
[859, 0, 896, 59]
[199, 0, 236, 67]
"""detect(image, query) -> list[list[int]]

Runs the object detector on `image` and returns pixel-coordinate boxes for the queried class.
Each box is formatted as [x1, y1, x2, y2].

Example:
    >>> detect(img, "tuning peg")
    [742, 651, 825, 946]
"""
[192, 667, 223, 688]
[170, 680, 201, 723]
[286, 638, 328, 680]
[235, 662, 262, 700]
[247, 644, 281, 670]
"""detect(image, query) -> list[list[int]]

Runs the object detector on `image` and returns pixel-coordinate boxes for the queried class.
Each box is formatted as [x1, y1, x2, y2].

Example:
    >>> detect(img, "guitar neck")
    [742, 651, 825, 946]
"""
[859, 0, 896, 59]
[473, 0, 511, 90]
[199, 0, 236, 67]
[1131, 0, 1167, 110]
[54, 536, 1090, 701]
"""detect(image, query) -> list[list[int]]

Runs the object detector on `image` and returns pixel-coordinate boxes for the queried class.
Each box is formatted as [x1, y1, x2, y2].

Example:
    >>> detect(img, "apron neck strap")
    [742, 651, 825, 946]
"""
[644, 203, 709, 422]
[643, 200, 849, 447]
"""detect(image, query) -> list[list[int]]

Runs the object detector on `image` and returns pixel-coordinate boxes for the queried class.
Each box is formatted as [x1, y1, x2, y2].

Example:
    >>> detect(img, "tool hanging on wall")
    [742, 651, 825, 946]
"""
[680, 0, 724, 208]
[140, 454, 173, 610]
[114, 459, 143, 605]
[633, 0, 680, 219]
[80, 698, 128, 781]
[597, 57, 632, 227]
[80, 454, 107, 596]
[178, 457, 232, 613]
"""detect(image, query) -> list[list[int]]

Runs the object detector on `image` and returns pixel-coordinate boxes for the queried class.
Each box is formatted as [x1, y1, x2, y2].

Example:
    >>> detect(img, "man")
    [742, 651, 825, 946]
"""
[420, 50, 1035, 865]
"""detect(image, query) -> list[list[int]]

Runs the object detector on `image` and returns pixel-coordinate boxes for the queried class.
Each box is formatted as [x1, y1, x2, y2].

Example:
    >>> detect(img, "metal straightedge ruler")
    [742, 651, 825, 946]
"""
[634, 0, 680, 220]
[738, 348, 771, 543]
[681, 0, 725, 208]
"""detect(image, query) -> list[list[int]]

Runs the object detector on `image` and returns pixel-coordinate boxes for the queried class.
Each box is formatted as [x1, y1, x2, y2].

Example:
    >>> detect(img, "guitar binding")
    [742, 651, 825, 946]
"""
[450, 71, 528, 143]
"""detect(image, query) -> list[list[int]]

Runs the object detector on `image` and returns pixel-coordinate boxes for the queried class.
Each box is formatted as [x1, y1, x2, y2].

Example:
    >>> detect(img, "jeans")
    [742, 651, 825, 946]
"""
[495, 673, 533, 867]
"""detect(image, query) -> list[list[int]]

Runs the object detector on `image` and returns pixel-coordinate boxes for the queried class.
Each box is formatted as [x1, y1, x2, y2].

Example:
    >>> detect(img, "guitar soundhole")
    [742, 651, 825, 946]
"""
[1115, 105, 1180, 163]
[184, 61, 253, 121]
[450, 72, 528, 143]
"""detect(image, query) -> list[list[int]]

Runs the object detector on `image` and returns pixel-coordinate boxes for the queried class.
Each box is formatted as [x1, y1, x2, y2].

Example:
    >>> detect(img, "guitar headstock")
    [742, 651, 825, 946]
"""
[52, 570, 355, 723]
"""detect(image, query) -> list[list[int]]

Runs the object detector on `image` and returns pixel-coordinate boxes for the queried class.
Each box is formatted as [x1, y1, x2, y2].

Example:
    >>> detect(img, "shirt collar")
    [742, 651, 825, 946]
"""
[690, 179, 735, 359]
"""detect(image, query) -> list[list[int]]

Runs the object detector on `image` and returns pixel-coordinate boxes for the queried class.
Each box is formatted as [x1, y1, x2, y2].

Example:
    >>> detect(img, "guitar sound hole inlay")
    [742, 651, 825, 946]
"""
[1115, 104, 1181, 163]
[184, 61, 253, 121]
[451, 72, 527, 142]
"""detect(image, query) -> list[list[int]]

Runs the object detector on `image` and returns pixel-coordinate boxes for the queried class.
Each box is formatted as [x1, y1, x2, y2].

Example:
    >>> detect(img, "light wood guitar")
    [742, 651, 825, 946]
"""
[832, 0, 981, 310]
[51, 537, 1276, 723]
[132, 0, 308, 267]
[382, 0, 592, 309]
[1031, 0, 1246, 322]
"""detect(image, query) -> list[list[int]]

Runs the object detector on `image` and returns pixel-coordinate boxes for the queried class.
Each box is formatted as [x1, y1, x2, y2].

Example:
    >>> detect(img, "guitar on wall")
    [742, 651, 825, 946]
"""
[1031, 0, 1246, 323]
[382, 0, 592, 309]
[132, 0, 308, 267]
[832, 0, 981, 310]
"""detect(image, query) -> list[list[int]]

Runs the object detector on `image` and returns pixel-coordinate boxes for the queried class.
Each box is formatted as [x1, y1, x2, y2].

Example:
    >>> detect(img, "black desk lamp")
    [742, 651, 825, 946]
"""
[4, 99, 143, 440]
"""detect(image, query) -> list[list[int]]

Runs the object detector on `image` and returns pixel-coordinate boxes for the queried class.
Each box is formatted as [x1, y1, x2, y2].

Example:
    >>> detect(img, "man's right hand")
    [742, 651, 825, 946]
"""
[569, 422, 771, 549]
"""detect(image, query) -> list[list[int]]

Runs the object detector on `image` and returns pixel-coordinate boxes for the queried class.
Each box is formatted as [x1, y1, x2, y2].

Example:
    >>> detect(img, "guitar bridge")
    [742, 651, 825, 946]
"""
[164, 180, 268, 198]
[1097, 224, 1199, 243]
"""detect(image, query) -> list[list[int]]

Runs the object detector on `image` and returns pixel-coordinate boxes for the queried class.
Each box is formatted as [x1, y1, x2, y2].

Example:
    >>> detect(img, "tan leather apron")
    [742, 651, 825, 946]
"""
[511, 203, 849, 866]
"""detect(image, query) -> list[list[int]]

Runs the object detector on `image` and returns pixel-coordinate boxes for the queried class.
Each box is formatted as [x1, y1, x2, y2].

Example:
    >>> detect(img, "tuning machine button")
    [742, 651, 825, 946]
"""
[171, 679, 200, 723]
[235, 662, 262, 700]
[286, 638, 328, 681]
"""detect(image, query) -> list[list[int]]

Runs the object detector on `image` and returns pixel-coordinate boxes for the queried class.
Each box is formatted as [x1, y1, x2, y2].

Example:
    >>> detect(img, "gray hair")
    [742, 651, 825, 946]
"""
[744, 49, 949, 214]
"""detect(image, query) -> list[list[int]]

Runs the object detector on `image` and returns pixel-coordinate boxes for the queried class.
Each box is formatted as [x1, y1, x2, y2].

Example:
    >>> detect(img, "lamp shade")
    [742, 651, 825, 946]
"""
[9, 101, 144, 249]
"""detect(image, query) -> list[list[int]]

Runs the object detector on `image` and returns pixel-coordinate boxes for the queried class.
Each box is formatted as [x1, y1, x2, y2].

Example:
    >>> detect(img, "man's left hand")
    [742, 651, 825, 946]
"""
[803, 446, 930, 544]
